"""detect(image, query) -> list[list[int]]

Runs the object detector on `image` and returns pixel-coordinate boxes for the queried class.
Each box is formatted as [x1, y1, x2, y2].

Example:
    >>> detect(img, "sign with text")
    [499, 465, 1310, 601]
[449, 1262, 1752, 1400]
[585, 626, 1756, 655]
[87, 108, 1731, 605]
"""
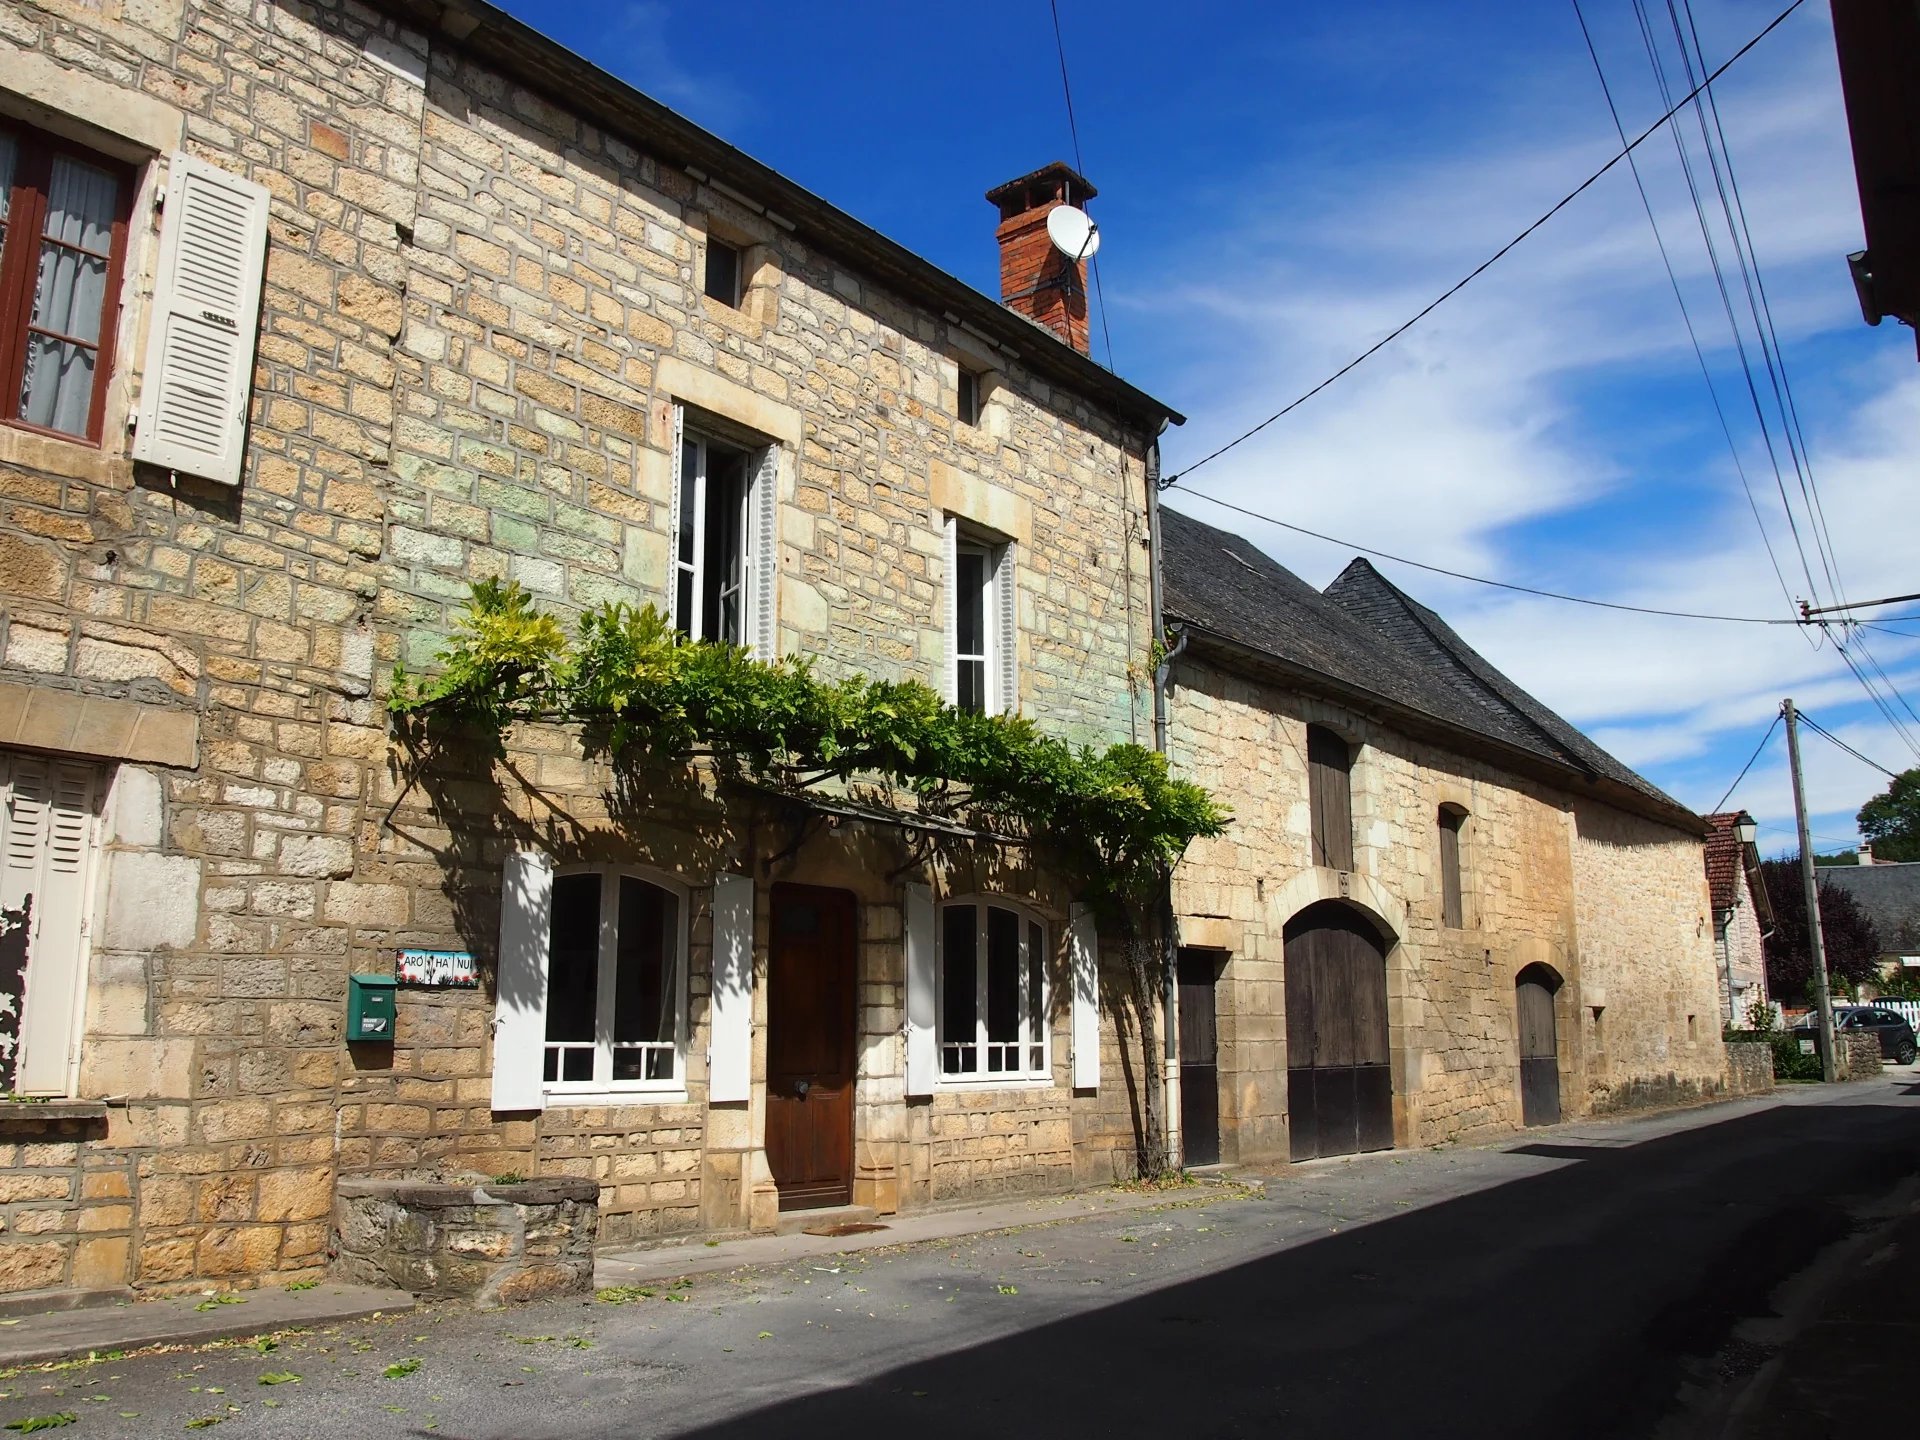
[397, 948, 478, 988]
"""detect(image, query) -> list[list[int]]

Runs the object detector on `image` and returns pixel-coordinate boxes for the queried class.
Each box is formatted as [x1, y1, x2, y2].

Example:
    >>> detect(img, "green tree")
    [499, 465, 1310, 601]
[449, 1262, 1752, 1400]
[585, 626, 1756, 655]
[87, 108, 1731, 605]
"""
[1858, 767, 1920, 862]
[1758, 858, 1882, 1005]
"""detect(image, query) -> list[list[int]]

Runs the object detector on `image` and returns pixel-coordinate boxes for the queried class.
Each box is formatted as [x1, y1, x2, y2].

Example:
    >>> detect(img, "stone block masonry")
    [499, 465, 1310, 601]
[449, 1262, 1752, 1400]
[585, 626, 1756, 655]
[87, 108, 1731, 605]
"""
[331, 1176, 597, 1306]
[0, 0, 1169, 1293]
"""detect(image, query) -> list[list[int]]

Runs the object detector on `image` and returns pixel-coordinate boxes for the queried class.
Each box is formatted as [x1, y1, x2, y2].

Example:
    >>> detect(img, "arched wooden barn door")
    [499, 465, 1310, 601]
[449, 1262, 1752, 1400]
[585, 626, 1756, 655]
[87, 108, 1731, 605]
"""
[1516, 965, 1561, 1128]
[1284, 902, 1392, 1161]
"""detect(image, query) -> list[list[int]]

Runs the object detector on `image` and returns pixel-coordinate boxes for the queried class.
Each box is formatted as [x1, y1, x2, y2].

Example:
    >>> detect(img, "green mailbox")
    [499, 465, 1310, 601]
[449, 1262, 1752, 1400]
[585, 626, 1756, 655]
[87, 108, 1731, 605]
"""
[346, 974, 397, 1042]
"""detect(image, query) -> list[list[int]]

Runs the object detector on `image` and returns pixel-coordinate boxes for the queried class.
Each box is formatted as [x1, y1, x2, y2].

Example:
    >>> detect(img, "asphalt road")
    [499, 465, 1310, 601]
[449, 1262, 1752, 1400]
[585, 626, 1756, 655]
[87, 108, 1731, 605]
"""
[8, 1072, 1918, 1440]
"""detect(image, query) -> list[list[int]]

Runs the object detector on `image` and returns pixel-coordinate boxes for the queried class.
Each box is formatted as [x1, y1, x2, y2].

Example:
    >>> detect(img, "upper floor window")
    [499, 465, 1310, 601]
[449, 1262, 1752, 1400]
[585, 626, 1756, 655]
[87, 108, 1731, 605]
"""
[1438, 805, 1467, 929]
[0, 123, 132, 444]
[544, 868, 686, 1092]
[939, 898, 1048, 1081]
[946, 519, 1016, 714]
[704, 238, 741, 307]
[1306, 724, 1354, 871]
[957, 368, 982, 427]
[675, 428, 751, 646]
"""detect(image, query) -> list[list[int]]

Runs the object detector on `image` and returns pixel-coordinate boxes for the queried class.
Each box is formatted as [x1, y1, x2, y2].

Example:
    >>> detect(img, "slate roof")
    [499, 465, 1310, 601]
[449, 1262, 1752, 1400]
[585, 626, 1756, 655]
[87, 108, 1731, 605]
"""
[1158, 506, 1697, 828]
[1815, 862, 1920, 952]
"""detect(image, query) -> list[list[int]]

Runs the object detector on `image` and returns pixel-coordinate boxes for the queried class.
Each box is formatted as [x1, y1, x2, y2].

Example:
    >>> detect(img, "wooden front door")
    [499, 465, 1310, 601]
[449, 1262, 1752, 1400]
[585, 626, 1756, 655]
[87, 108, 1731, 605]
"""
[1178, 948, 1221, 1167]
[1517, 969, 1561, 1127]
[1284, 902, 1392, 1162]
[765, 884, 857, 1211]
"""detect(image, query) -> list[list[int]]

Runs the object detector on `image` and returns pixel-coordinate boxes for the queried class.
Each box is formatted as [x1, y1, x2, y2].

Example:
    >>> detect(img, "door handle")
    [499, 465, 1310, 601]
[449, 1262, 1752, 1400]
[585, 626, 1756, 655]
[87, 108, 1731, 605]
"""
[794, 1078, 810, 1098]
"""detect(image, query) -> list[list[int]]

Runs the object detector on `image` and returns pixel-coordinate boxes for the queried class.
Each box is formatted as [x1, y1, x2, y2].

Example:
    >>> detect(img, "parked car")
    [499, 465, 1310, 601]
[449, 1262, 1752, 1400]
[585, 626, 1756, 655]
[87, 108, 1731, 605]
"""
[1789, 1006, 1919, 1064]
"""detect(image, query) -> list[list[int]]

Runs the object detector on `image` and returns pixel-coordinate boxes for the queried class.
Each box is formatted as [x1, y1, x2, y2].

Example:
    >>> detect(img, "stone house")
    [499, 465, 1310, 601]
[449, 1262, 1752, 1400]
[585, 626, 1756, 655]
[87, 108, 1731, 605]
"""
[1157, 508, 1727, 1166]
[0, 0, 1185, 1299]
[1702, 811, 1771, 1025]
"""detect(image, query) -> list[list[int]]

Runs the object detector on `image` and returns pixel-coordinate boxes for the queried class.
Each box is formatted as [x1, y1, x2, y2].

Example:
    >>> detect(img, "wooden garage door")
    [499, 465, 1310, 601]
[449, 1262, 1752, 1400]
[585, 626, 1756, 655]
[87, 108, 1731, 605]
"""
[1285, 902, 1392, 1162]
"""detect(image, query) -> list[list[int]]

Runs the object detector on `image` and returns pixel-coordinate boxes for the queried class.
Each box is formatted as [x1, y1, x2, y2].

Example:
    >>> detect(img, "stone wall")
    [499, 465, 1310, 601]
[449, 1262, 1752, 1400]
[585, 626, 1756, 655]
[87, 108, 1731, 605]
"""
[0, 1109, 132, 1298]
[0, 0, 1161, 1292]
[1570, 801, 1727, 1113]
[1168, 654, 1721, 1161]
[331, 1176, 597, 1306]
[1719, 880, 1769, 1026]
[1724, 1041, 1775, 1096]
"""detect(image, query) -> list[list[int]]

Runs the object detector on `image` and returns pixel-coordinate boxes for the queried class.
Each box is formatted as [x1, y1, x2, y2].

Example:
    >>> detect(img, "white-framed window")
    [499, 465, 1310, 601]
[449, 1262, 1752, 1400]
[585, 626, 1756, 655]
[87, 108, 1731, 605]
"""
[542, 867, 688, 1095]
[0, 751, 100, 1098]
[669, 411, 778, 660]
[945, 518, 1016, 715]
[938, 898, 1048, 1081]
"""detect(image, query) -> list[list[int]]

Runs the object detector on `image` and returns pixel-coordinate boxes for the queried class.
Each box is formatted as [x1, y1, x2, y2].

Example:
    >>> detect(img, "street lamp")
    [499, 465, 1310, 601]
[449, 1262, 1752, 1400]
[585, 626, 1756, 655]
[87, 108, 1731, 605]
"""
[1734, 814, 1757, 847]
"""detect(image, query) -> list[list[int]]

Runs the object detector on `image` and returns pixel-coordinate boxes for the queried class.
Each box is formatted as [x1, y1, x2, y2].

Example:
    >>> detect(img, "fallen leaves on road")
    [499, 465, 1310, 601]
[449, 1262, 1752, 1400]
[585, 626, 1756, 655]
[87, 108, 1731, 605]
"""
[257, 1372, 300, 1385]
[4, 1416, 76, 1433]
[383, 1359, 421, 1379]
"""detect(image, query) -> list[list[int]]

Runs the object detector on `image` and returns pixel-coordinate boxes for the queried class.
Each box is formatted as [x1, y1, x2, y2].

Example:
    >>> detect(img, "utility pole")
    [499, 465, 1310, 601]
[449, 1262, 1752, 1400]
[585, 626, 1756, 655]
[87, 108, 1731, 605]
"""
[1783, 698, 1839, 1082]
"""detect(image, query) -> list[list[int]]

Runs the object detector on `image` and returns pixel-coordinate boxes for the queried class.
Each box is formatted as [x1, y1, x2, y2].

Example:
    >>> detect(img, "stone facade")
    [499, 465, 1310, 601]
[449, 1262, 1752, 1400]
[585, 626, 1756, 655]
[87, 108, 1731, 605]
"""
[1715, 883, 1768, 1026]
[1166, 652, 1726, 1164]
[0, 0, 1174, 1295]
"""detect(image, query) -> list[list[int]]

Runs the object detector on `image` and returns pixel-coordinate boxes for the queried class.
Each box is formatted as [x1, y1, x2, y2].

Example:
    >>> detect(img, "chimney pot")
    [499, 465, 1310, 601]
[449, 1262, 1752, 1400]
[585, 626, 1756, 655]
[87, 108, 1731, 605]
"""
[985, 161, 1098, 354]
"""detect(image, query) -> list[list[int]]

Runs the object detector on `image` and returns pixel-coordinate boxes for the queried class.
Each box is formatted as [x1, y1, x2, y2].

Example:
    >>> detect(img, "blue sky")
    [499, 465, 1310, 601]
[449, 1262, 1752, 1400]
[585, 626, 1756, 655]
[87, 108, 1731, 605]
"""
[501, 0, 1920, 854]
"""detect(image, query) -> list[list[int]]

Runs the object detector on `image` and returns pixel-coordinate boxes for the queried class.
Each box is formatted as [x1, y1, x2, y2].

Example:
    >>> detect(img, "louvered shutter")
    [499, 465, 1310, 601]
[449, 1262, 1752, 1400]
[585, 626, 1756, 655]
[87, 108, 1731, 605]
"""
[941, 518, 958, 705]
[904, 881, 936, 1097]
[1070, 902, 1099, 1090]
[707, 872, 753, 1103]
[1, 756, 99, 1096]
[994, 544, 1018, 715]
[130, 153, 270, 488]
[665, 404, 686, 629]
[491, 850, 553, 1112]
[748, 446, 779, 662]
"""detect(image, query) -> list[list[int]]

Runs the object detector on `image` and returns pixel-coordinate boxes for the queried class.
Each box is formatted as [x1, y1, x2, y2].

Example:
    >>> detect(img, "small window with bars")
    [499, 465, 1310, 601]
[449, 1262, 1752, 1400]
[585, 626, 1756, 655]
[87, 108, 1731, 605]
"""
[939, 899, 1048, 1081]
[0, 121, 132, 444]
[543, 869, 685, 1091]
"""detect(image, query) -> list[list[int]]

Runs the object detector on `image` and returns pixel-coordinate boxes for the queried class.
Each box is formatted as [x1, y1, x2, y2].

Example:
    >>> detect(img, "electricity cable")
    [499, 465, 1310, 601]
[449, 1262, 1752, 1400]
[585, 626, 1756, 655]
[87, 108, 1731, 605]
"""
[1047, 0, 1117, 371]
[1569, 0, 1802, 630]
[1711, 711, 1780, 812]
[1172, 487, 1798, 623]
[1797, 711, 1904, 781]
[1158, 0, 1808, 489]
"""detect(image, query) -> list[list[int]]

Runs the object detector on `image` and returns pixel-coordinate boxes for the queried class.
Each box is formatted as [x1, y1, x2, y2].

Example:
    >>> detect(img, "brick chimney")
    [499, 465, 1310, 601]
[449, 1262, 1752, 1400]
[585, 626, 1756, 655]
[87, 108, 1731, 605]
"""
[987, 162, 1097, 353]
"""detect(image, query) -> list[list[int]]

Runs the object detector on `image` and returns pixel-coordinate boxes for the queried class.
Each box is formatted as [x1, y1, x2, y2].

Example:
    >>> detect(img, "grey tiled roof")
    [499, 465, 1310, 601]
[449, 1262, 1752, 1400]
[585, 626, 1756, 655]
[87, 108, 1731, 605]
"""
[1159, 505, 1694, 822]
[1815, 862, 1920, 952]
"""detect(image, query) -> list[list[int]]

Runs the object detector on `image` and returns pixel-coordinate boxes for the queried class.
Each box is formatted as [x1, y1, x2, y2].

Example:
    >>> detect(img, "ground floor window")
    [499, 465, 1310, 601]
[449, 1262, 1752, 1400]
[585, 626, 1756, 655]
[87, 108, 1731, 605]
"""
[939, 899, 1047, 1079]
[544, 870, 685, 1091]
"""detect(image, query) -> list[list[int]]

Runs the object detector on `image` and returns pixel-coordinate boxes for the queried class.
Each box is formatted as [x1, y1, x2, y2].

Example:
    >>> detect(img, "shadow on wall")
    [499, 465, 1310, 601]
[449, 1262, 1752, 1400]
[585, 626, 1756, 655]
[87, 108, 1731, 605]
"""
[671, 1098, 1920, 1440]
[0, 898, 29, 1093]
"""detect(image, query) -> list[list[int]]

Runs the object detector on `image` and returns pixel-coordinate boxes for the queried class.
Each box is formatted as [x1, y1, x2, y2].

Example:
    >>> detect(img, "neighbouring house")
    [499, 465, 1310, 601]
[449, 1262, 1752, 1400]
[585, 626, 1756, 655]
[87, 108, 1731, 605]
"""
[1703, 812, 1773, 1025]
[1157, 508, 1726, 1166]
[1815, 857, 1920, 991]
[0, 0, 1187, 1300]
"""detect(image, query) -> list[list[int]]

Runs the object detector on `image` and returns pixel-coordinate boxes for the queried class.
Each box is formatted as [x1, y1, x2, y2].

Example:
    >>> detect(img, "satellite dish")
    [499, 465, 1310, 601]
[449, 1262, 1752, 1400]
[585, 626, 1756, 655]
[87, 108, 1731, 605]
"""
[1046, 204, 1102, 260]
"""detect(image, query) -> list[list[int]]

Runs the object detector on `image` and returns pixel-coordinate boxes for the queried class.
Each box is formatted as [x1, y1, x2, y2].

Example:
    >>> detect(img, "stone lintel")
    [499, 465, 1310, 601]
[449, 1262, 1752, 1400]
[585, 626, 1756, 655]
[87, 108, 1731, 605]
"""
[0, 681, 198, 769]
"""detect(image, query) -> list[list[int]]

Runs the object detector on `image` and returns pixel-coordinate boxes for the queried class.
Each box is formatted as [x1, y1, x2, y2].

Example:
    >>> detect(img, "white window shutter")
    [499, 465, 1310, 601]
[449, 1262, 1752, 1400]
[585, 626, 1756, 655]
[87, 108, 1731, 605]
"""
[707, 872, 754, 1103]
[665, 403, 686, 628]
[904, 881, 936, 1097]
[748, 446, 779, 662]
[1, 757, 98, 1097]
[941, 518, 958, 706]
[1070, 902, 1099, 1091]
[491, 850, 553, 1112]
[130, 153, 270, 488]
[995, 544, 1018, 715]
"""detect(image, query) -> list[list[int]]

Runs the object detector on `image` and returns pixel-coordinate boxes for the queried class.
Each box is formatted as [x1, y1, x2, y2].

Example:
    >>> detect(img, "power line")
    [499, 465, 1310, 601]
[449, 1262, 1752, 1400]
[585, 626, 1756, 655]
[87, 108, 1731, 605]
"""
[1160, 0, 1808, 489]
[1173, 487, 1798, 622]
[1569, 0, 1802, 627]
[1846, 629, 1920, 733]
[1797, 710, 1904, 780]
[1630, 0, 1826, 611]
[1712, 711, 1780, 812]
[1046, 0, 1116, 371]
[1830, 638, 1920, 761]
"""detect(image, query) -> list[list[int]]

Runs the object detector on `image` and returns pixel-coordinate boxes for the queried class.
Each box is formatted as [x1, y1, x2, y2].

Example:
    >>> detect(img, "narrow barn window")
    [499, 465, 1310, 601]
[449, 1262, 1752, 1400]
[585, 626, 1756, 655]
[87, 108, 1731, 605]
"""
[0, 122, 132, 444]
[704, 239, 741, 306]
[938, 899, 1048, 1081]
[957, 368, 982, 427]
[541, 868, 686, 1092]
[1306, 725, 1354, 871]
[1439, 805, 1466, 929]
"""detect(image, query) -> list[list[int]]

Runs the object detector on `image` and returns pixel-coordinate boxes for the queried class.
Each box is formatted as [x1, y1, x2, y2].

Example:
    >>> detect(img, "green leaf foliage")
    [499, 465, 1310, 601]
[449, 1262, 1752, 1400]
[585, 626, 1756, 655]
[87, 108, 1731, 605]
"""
[4, 1416, 77, 1433]
[391, 585, 1228, 901]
